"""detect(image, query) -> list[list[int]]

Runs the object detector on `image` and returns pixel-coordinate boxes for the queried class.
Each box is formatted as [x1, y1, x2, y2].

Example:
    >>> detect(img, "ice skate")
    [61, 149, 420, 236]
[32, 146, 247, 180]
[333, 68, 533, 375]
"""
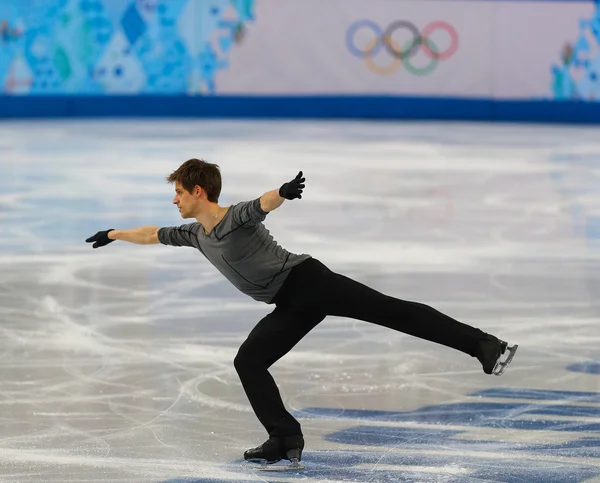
[244, 435, 306, 471]
[476, 336, 518, 376]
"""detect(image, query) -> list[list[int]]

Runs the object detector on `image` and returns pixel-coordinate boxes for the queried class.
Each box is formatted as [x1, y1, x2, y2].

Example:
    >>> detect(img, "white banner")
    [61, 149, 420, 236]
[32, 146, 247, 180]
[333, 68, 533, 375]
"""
[216, 0, 595, 99]
[0, 0, 596, 100]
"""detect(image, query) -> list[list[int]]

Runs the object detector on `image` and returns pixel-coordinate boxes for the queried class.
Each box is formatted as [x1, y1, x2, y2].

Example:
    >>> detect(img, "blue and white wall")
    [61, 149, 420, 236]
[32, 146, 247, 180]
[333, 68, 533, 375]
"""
[1, 0, 599, 122]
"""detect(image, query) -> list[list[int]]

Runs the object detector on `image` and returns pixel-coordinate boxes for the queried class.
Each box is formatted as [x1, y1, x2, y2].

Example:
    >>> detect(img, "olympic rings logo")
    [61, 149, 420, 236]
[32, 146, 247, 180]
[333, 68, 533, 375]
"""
[346, 20, 459, 76]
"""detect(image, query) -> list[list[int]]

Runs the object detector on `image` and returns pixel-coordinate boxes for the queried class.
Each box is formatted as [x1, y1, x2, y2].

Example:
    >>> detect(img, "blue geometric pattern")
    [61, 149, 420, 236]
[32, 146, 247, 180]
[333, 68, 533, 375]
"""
[0, 0, 255, 95]
[121, 3, 146, 46]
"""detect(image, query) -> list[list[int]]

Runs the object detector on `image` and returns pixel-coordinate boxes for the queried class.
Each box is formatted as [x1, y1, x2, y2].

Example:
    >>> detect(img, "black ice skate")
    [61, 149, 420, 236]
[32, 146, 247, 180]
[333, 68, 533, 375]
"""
[476, 336, 518, 376]
[244, 435, 305, 471]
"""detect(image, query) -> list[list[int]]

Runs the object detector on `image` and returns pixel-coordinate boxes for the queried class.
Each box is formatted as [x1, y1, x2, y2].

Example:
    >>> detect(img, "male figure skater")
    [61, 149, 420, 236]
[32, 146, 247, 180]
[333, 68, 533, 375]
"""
[86, 158, 517, 470]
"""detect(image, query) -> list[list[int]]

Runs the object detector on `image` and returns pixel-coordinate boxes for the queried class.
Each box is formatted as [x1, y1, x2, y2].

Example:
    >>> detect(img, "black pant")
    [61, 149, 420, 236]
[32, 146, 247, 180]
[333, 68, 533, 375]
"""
[233, 258, 488, 438]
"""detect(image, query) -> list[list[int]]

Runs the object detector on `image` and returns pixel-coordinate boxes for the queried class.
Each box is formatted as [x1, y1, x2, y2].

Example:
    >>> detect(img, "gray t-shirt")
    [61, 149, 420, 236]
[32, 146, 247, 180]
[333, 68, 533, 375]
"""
[157, 198, 311, 303]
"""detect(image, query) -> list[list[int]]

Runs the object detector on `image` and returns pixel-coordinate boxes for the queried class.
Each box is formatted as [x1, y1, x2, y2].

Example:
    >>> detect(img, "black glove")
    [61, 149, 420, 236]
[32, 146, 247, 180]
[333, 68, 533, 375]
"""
[279, 171, 305, 200]
[86, 229, 115, 249]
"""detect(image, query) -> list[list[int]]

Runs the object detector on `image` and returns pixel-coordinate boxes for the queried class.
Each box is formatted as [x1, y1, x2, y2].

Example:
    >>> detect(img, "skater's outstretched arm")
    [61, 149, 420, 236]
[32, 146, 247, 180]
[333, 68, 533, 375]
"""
[87, 222, 202, 249]
[260, 171, 305, 212]
[259, 189, 286, 213]
[85, 226, 160, 248]
[109, 226, 160, 245]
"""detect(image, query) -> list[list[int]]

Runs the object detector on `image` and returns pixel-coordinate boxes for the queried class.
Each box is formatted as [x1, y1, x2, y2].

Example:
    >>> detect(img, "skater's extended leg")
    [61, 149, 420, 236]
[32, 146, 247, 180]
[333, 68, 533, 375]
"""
[234, 306, 325, 438]
[279, 259, 489, 357]
[278, 259, 517, 374]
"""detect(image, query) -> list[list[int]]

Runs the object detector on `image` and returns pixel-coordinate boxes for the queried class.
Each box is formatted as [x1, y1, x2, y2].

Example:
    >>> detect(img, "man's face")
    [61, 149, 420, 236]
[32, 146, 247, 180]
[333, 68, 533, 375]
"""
[173, 182, 197, 218]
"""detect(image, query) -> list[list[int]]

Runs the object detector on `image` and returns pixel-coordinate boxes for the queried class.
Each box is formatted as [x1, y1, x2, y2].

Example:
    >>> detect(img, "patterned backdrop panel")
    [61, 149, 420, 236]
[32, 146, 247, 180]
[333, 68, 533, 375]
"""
[0, 0, 255, 95]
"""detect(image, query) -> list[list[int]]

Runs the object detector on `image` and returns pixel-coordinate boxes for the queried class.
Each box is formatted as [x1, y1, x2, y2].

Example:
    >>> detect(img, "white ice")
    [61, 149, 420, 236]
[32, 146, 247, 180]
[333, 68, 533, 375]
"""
[0, 119, 599, 482]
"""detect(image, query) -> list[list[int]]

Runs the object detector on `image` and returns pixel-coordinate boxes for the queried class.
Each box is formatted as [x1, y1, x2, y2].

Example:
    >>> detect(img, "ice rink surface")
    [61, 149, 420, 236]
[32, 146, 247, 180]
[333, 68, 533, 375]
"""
[0, 119, 599, 482]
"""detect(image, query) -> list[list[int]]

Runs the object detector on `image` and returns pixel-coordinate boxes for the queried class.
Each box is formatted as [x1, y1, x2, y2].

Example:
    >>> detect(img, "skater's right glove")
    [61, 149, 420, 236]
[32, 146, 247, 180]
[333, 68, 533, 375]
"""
[86, 229, 115, 249]
[279, 171, 305, 200]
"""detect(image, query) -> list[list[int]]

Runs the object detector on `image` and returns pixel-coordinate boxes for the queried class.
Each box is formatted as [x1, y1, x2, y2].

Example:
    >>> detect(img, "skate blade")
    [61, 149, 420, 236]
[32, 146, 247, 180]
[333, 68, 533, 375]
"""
[493, 344, 518, 376]
[255, 458, 306, 472]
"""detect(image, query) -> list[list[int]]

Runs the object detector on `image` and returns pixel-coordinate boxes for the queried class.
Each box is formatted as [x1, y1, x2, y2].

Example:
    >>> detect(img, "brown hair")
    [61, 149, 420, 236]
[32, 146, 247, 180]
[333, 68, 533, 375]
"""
[166, 158, 222, 202]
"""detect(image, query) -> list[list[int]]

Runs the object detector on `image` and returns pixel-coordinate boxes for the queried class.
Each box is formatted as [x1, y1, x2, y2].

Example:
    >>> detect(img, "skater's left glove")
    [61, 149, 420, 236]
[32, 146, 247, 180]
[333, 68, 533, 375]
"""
[279, 171, 305, 200]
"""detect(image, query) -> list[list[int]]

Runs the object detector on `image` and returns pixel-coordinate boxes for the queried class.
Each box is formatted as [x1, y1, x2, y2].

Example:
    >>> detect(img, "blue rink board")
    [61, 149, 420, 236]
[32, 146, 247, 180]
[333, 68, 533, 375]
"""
[3, 96, 600, 124]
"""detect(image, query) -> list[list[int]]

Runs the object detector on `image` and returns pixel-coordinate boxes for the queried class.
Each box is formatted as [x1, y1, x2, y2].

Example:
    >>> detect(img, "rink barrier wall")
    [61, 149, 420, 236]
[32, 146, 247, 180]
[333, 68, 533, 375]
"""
[1, 96, 600, 123]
